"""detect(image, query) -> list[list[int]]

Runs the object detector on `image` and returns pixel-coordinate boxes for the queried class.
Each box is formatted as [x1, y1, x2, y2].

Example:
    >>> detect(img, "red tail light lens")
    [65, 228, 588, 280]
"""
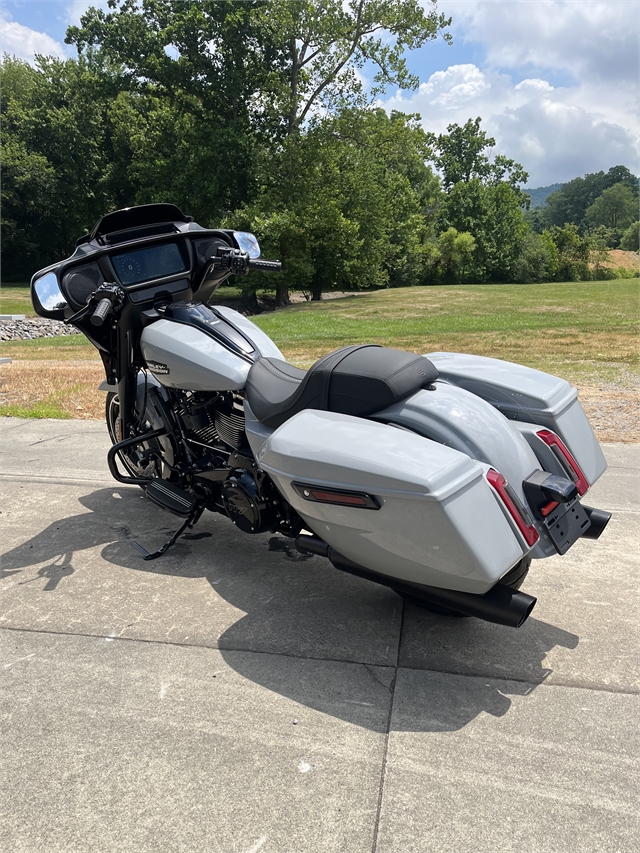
[536, 429, 589, 495]
[292, 482, 380, 509]
[487, 468, 540, 547]
[308, 489, 368, 506]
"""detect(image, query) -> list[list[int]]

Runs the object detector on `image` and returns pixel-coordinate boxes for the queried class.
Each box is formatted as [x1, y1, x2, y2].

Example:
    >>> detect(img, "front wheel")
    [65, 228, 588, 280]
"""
[403, 556, 532, 617]
[105, 391, 163, 481]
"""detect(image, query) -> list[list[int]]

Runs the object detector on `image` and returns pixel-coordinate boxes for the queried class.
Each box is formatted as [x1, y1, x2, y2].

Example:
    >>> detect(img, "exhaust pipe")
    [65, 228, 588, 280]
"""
[581, 506, 611, 540]
[295, 535, 536, 629]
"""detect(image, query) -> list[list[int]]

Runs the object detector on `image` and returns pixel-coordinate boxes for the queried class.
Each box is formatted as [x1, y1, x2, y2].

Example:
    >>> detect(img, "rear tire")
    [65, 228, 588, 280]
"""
[403, 556, 532, 617]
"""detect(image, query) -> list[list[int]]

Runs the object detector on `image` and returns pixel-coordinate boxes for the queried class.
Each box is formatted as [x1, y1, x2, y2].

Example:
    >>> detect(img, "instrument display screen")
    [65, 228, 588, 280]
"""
[112, 243, 186, 286]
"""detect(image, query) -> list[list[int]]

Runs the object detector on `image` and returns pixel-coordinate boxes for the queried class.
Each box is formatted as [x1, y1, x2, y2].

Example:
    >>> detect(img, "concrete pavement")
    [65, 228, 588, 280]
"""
[1, 417, 638, 852]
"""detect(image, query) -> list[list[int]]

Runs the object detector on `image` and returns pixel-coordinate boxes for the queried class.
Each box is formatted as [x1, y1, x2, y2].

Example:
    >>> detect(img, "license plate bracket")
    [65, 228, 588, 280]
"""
[544, 497, 591, 554]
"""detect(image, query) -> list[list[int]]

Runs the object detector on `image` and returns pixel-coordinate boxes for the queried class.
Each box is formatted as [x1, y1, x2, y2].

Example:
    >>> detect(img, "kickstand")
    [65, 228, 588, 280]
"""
[131, 505, 205, 561]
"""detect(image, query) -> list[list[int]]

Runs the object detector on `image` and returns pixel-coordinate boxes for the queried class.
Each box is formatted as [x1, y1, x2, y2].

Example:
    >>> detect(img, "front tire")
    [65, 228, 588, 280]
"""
[105, 391, 163, 481]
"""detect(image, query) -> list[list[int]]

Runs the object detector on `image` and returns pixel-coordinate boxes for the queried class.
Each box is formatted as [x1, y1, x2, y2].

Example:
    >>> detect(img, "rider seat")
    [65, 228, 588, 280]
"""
[245, 344, 439, 429]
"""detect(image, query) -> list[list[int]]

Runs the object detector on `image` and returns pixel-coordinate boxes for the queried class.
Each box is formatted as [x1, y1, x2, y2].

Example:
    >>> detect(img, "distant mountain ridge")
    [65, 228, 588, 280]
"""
[524, 183, 564, 208]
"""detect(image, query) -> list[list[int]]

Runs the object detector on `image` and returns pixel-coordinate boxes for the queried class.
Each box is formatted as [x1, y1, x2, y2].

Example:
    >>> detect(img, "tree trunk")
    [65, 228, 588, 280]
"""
[275, 283, 290, 306]
[241, 287, 260, 314]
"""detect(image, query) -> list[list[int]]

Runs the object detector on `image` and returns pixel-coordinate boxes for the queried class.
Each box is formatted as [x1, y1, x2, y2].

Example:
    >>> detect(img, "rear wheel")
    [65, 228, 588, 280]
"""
[403, 556, 532, 617]
[105, 392, 163, 481]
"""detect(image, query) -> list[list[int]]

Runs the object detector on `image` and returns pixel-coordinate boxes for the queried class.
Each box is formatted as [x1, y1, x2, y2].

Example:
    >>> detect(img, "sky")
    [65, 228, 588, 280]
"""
[1, 0, 638, 187]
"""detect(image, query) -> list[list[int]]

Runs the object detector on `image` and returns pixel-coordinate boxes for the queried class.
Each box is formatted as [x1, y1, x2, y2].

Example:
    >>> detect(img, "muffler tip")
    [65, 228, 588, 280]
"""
[581, 506, 612, 540]
[514, 592, 537, 628]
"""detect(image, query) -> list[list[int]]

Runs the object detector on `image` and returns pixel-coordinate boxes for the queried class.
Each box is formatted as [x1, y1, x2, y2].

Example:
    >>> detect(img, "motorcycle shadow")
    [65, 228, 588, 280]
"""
[3, 486, 580, 733]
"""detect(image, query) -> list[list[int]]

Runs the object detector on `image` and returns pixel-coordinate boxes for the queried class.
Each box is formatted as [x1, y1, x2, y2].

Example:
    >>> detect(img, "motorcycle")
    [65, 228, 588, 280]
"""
[31, 203, 611, 629]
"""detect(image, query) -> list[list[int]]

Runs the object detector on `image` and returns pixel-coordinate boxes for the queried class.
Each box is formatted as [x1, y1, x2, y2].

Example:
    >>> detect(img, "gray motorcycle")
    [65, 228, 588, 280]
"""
[31, 203, 611, 629]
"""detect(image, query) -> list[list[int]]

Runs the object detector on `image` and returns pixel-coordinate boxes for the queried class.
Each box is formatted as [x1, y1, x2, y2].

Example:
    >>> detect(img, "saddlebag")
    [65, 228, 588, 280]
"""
[427, 352, 607, 486]
[257, 409, 527, 594]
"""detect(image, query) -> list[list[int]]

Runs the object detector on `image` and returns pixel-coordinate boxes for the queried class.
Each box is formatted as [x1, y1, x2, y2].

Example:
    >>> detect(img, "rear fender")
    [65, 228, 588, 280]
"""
[374, 382, 540, 507]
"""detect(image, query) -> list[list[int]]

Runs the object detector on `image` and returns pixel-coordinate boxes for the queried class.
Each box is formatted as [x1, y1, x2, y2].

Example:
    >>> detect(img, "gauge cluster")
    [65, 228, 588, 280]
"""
[111, 242, 187, 286]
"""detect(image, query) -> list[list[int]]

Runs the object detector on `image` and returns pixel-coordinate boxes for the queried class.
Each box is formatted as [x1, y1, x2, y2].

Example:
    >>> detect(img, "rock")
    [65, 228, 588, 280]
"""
[0, 318, 81, 342]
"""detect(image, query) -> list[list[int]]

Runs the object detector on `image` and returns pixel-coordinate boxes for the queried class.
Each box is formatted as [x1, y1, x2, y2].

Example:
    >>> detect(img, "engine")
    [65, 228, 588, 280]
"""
[178, 390, 247, 451]
[174, 389, 301, 536]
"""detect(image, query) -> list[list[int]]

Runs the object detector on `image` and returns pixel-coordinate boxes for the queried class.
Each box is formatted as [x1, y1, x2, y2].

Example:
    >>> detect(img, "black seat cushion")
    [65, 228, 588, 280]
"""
[245, 344, 439, 428]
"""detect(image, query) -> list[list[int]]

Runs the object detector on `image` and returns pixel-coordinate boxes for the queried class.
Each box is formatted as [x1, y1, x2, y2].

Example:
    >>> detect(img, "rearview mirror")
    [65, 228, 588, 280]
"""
[233, 231, 261, 258]
[32, 272, 68, 319]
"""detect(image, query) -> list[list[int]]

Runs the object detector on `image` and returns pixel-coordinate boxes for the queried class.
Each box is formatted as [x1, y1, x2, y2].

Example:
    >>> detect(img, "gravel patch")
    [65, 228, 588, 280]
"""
[0, 318, 81, 341]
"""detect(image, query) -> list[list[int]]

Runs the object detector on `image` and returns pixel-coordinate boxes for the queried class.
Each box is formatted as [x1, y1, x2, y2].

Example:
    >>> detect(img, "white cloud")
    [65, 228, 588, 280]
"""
[514, 79, 554, 93]
[419, 64, 490, 108]
[437, 0, 638, 85]
[389, 1, 640, 185]
[0, 14, 67, 62]
[494, 98, 638, 185]
[384, 61, 639, 185]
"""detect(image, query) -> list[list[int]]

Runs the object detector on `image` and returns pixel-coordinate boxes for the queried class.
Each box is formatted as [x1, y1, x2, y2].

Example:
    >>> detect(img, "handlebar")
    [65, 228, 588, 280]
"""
[91, 297, 113, 327]
[248, 258, 282, 272]
[211, 248, 281, 276]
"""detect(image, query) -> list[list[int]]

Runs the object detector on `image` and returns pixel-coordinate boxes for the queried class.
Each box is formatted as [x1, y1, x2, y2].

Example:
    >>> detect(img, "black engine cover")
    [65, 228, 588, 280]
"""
[222, 472, 274, 534]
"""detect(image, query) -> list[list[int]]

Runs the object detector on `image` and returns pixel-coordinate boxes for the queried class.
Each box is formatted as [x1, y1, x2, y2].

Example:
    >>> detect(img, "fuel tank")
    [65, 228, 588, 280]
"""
[140, 303, 283, 391]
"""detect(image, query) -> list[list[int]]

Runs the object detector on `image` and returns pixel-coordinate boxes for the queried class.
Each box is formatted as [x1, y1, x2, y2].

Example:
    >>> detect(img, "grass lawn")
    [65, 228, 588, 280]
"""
[1, 279, 638, 423]
[0, 283, 32, 317]
[253, 279, 639, 387]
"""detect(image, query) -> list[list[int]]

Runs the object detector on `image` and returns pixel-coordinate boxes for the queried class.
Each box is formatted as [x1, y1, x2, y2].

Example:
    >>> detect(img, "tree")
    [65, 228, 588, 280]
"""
[66, 1, 451, 202]
[545, 224, 591, 281]
[257, 0, 451, 136]
[426, 117, 529, 199]
[620, 221, 640, 252]
[543, 166, 639, 230]
[436, 179, 528, 282]
[0, 54, 129, 276]
[228, 109, 439, 304]
[512, 230, 558, 284]
[434, 227, 475, 283]
[585, 183, 637, 231]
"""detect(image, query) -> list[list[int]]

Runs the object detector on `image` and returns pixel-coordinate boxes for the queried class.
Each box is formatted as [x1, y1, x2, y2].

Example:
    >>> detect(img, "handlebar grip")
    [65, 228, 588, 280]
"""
[247, 258, 282, 272]
[90, 297, 112, 327]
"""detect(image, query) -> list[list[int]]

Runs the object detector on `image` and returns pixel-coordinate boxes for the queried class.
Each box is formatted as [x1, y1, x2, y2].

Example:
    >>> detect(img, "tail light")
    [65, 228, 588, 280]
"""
[487, 468, 539, 547]
[536, 429, 589, 495]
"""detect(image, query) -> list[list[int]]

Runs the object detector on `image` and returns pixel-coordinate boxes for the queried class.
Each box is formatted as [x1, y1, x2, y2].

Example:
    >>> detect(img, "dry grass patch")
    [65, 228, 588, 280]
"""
[0, 360, 105, 419]
[600, 250, 639, 271]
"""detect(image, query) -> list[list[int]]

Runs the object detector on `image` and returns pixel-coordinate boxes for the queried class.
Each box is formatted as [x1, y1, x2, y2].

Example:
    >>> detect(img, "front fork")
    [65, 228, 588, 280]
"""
[116, 326, 137, 442]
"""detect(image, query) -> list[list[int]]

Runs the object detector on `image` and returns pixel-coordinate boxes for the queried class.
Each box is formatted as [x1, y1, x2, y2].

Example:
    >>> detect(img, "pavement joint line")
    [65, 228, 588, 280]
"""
[1, 624, 638, 695]
[0, 624, 396, 672]
[371, 598, 404, 853]
[0, 474, 123, 487]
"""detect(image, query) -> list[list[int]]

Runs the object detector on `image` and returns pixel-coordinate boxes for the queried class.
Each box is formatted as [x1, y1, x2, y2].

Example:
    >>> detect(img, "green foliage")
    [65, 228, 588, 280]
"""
[1, 2, 636, 292]
[585, 183, 638, 231]
[0, 400, 71, 418]
[524, 183, 564, 209]
[255, 0, 451, 135]
[512, 230, 559, 284]
[546, 224, 591, 280]
[426, 117, 529, 200]
[620, 221, 640, 252]
[430, 227, 475, 283]
[543, 166, 639, 230]
[0, 54, 132, 276]
[436, 179, 529, 282]
[228, 109, 439, 303]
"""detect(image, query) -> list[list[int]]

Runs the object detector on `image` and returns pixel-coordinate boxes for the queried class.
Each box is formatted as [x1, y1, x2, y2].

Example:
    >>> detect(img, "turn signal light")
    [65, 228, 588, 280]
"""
[487, 468, 540, 547]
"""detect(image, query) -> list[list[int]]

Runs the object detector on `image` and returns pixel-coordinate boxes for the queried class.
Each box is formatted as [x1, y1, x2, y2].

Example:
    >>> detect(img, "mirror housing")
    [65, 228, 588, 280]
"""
[31, 272, 68, 320]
